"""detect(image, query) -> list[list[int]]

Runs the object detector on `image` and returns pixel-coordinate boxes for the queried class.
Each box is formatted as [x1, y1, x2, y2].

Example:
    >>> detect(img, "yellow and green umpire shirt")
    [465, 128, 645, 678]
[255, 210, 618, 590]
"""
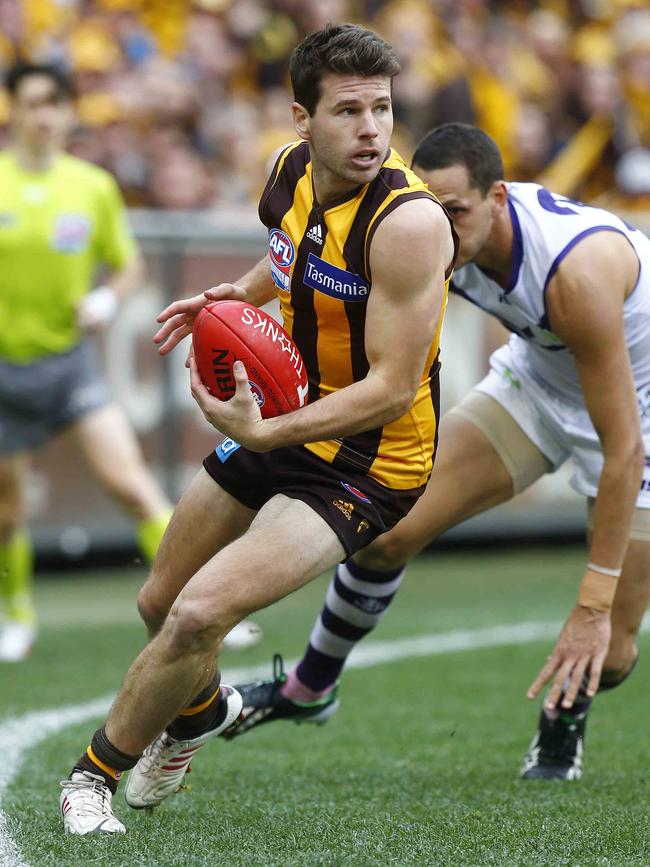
[0, 150, 136, 362]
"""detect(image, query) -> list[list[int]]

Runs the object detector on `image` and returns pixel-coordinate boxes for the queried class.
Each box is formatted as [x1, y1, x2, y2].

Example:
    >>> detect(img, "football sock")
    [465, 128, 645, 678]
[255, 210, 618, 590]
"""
[166, 672, 223, 739]
[283, 668, 333, 703]
[287, 559, 405, 696]
[0, 530, 36, 625]
[135, 510, 172, 565]
[74, 726, 140, 794]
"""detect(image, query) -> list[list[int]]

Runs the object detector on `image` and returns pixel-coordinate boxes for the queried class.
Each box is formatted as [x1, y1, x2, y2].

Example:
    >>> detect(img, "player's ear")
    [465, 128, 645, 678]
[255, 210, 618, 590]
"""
[292, 102, 310, 141]
[490, 180, 508, 213]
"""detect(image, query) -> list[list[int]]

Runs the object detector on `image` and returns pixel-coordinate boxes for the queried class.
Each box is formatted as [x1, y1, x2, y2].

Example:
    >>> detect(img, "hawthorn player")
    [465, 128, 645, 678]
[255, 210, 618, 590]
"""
[228, 124, 650, 783]
[59, 23, 457, 834]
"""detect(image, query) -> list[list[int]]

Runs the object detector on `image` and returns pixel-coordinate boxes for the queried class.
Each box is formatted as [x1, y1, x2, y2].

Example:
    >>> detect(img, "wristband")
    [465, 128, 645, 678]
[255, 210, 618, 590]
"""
[80, 285, 118, 327]
[577, 567, 619, 612]
[586, 562, 622, 578]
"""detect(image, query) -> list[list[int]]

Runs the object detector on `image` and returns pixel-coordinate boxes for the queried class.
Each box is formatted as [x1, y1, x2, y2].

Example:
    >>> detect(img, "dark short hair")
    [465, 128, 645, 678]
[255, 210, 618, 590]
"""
[290, 23, 400, 116]
[5, 62, 75, 100]
[412, 123, 504, 196]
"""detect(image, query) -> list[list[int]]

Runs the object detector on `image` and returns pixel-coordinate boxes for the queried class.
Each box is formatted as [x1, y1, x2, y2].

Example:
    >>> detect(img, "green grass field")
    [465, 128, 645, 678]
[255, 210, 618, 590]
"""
[2, 546, 649, 866]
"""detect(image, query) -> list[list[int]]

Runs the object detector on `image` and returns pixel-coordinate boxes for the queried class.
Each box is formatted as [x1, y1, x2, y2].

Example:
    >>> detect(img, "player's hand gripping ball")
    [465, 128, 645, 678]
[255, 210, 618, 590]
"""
[192, 301, 309, 418]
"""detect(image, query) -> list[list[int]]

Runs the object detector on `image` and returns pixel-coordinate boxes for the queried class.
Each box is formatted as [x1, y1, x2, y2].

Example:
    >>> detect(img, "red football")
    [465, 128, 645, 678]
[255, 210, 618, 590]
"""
[192, 300, 309, 419]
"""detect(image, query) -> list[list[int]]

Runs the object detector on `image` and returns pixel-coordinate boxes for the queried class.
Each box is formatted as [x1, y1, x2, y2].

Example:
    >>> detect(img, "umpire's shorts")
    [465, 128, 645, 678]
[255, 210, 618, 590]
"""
[0, 341, 109, 454]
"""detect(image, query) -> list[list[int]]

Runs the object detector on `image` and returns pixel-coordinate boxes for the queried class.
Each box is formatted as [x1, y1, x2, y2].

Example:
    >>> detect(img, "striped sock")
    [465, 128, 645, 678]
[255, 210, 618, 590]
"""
[290, 559, 405, 695]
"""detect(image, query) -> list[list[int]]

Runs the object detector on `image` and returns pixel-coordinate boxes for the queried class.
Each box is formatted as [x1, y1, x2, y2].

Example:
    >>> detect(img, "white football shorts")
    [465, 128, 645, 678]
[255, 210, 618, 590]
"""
[470, 343, 650, 510]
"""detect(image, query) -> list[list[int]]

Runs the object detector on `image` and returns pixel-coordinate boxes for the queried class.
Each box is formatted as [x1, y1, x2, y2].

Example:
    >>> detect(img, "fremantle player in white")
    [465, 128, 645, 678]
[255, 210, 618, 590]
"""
[226, 124, 650, 782]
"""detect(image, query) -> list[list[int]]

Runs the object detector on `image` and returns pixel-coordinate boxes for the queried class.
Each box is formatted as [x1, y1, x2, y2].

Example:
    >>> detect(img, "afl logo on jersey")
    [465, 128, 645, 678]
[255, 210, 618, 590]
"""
[269, 228, 295, 292]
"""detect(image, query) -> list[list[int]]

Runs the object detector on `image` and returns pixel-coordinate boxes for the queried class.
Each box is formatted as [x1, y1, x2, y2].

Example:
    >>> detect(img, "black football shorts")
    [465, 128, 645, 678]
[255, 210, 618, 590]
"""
[203, 440, 426, 556]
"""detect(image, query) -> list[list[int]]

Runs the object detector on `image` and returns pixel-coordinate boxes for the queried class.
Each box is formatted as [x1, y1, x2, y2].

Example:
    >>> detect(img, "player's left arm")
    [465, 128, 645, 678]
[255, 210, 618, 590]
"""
[189, 198, 454, 448]
[77, 174, 145, 332]
[527, 231, 644, 709]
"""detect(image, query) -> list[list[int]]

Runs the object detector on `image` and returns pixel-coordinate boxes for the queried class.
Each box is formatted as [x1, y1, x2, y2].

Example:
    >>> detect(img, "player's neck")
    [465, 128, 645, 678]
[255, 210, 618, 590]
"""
[473, 206, 514, 288]
[12, 142, 59, 173]
[311, 164, 361, 210]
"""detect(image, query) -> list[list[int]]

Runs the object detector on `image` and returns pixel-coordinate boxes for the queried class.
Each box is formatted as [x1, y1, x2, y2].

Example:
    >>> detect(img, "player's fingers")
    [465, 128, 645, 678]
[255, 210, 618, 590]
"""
[156, 324, 192, 354]
[153, 311, 189, 343]
[189, 356, 211, 405]
[205, 284, 246, 302]
[586, 654, 605, 698]
[527, 652, 561, 699]
[544, 660, 574, 710]
[156, 299, 187, 322]
[560, 657, 589, 709]
[156, 294, 206, 323]
[232, 360, 253, 399]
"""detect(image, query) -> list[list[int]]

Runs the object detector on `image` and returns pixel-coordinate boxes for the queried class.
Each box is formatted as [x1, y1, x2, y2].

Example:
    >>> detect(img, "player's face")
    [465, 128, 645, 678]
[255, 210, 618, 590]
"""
[293, 73, 393, 201]
[413, 163, 500, 267]
[12, 75, 73, 151]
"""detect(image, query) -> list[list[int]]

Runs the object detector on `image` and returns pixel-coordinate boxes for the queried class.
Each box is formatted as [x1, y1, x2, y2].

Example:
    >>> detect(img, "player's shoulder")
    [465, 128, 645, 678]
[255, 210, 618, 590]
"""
[378, 148, 431, 194]
[271, 140, 309, 177]
[370, 192, 452, 269]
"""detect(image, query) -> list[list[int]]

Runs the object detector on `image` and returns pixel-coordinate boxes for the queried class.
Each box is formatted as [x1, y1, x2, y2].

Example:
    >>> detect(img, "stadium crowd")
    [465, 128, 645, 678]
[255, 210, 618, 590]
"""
[0, 0, 649, 210]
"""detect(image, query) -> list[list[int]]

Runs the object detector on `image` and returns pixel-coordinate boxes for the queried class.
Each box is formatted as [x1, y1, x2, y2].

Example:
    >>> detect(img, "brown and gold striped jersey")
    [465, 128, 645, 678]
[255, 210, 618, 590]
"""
[259, 140, 457, 490]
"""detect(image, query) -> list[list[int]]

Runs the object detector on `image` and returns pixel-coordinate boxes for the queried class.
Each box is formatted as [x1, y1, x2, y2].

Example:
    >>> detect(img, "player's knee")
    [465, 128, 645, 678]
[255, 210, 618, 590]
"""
[136, 581, 168, 634]
[163, 600, 224, 659]
[604, 619, 639, 677]
[603, 641, 638, 680]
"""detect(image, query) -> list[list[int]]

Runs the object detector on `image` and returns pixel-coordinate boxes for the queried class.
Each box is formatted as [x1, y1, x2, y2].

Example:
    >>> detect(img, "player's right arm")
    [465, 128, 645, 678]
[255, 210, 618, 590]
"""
[188, 197, 455, 451]
[526, 230, 644, 709]
[154, 256, 276, 355]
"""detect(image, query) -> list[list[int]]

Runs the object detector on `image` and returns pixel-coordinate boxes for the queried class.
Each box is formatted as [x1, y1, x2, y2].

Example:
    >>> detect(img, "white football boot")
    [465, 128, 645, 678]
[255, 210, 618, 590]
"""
[60, 771, 126, 835]
[125, 685, 243, 809]
[0, 621, 36, 662]
[222, 619, 263, 651]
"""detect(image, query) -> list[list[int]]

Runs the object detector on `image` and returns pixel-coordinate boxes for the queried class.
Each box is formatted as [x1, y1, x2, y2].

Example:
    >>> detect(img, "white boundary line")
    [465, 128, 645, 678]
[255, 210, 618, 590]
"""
[1, 616, 647, 866]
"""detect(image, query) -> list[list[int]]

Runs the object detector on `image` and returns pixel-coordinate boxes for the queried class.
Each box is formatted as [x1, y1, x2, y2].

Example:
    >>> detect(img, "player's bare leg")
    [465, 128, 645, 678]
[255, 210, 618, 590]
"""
[227, 407, 534, 737]
[62, 491, 345, 829]
[61, 468, 256, 831]
[111, 494, 343, 752]
[358, 409, 519, 570]
[70, 404, 262, 648]
[0, 452, 37, 662]
[136, 469, 257, 636]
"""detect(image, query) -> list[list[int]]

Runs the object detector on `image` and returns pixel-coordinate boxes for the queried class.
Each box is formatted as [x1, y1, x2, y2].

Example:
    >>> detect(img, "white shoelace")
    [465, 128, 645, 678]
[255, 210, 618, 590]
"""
[138, 732, 178, 774]
[61, 777, 112, 817]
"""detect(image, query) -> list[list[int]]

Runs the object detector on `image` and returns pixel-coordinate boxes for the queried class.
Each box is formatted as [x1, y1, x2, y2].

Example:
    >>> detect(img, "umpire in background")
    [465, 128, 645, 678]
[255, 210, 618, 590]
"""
[0, 62, 172, 661]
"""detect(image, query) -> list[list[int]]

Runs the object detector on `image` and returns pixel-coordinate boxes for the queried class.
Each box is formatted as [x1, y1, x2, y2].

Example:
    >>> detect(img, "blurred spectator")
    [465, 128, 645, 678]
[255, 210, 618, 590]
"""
[1, 0, 649, 210]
